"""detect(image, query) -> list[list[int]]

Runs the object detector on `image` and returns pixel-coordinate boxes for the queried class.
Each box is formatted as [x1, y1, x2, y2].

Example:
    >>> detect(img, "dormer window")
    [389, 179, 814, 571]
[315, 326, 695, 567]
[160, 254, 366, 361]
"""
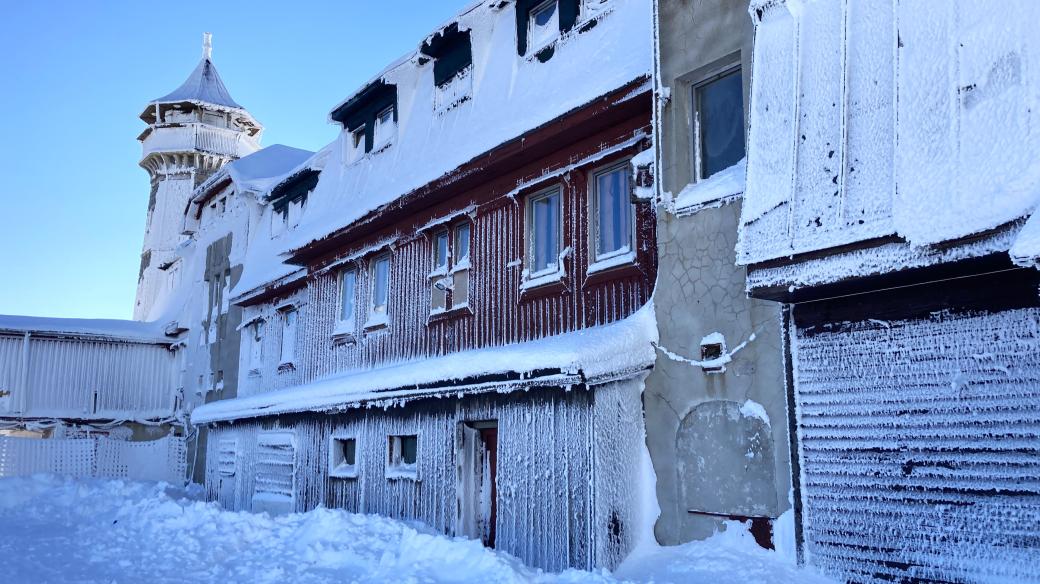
[422, 24, 474, 112]
[349, 125, 366, 162]
[529, 0, 560, 50]
[373, 106, 396, 148]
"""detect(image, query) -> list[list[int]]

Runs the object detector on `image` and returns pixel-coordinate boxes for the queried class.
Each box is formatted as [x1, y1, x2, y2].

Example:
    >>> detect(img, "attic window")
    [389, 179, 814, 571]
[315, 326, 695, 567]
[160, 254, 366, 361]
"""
[349, 125, 366, 162]
[330, 80, 398, 158]
[422, 24, 474, 111]
[373, 106, 396, 148]
[529, 0, 560, 50]
[516, 0, 579, 56]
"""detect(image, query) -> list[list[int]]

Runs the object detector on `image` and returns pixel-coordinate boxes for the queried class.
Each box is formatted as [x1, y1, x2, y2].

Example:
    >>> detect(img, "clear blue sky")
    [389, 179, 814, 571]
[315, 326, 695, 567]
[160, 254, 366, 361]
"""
[0, 1, 466, 319]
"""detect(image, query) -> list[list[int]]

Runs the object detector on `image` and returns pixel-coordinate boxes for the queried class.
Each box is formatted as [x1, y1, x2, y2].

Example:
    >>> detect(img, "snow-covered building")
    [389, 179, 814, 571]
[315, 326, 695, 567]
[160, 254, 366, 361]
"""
[642, 0, 791, 552]
[190, 0, 657, 571]
[739, 1, 1040, 582]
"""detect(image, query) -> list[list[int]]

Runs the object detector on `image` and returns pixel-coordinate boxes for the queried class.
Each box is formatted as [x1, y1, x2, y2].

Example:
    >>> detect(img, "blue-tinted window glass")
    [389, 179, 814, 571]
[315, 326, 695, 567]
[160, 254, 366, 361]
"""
[532, 190, 560, 273]
[596, 167, 632, 258]
[697, 70, 745, 178]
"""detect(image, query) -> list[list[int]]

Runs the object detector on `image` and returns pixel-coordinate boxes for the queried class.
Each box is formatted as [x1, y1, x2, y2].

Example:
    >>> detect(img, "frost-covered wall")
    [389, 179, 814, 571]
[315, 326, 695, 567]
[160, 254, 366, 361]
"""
[0, 435, 186, 483]
[236, 287, 306, 397]
[205, 380, 646, 572]
[739, 0, 1040, 267]
[793, 302, 1040, 583]
[0, 332, 176, 421]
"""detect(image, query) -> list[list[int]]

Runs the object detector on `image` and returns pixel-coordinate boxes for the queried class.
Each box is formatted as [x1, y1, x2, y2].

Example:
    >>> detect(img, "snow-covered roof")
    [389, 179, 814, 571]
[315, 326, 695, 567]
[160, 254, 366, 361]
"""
[0, 315, 170, 344]
[152, 57, 244, 110]
[279, 0, 652, 258]
[194, 145, 316, 203]
[191, 303, 658, 424]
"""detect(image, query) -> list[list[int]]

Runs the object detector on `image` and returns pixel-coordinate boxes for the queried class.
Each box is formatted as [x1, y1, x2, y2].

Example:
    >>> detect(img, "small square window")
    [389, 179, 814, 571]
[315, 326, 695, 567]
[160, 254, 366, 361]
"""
[387, 434, 418, 479]
[527, 187, 563, 276]
[592, 164, 634, 262]
[528, 0, 560, 53]
[694, 68, 745, 180]
[329, 436, 358, 478]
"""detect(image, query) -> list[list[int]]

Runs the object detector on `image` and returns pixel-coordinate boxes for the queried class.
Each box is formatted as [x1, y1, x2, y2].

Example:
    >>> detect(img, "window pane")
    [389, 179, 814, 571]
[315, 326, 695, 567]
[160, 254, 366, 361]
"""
[434, 231, 449, 270]
[533, 1, 556, 26]
[596, 168, 632, 257]
[280, 310, 296, 362]
[339, 270, 356, 322]
[341, 439, 356, 466]
[454, 223, 470, 263]
[532, 192, 561, 273]
[401, 436, 417, 465]
[372, 257, 390, 314]
[697, 70, 745, 178]
[529, 0, 559, 50]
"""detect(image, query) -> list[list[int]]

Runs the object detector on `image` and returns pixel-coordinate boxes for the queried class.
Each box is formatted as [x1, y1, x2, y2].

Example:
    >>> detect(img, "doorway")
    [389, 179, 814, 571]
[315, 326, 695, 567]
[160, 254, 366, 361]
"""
[457, 420, 498, 547]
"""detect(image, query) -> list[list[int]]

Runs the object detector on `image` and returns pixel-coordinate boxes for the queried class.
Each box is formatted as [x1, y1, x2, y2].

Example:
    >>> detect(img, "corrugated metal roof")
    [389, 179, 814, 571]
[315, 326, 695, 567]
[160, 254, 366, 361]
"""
[152, 58, 243, 110]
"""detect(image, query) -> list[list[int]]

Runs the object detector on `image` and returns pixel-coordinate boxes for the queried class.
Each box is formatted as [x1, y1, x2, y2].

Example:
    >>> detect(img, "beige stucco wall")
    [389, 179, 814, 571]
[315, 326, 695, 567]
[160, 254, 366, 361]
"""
[644, 0, 792, 545]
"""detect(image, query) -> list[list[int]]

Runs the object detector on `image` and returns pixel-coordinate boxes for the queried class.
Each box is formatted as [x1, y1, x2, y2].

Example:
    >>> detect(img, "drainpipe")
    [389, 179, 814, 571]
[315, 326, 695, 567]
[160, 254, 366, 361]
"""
[17, 332, 30, 414]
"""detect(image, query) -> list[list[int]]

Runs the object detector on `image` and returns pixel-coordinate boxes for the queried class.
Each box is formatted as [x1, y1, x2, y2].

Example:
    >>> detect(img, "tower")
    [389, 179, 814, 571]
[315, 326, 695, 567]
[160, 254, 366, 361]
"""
[134, 33, 262, 321]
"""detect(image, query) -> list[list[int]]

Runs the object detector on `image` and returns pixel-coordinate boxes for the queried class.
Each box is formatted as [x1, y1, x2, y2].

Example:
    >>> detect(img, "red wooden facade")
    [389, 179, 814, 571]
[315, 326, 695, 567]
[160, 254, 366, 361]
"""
[254, 80, 655, 383]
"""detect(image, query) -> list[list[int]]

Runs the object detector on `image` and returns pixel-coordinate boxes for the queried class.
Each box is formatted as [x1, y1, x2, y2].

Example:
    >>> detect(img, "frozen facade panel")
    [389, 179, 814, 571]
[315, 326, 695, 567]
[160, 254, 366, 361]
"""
[0, 434, 186, 483]
[739, 0, 1040, 271]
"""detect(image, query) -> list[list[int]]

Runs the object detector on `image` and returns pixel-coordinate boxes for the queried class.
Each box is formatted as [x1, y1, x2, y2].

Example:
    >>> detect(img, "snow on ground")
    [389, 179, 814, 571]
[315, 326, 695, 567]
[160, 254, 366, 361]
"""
[0, 475, 833, 584]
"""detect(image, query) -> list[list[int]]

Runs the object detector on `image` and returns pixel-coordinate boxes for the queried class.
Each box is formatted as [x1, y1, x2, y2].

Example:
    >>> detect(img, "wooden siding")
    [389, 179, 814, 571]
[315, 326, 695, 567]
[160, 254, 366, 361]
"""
[296, 110, 654, 383]
[205, 384, 647, 571]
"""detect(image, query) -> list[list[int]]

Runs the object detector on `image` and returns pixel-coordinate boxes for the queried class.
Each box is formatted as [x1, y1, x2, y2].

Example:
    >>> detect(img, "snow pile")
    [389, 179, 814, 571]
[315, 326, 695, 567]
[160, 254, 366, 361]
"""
[222, 144, 314, 196]
[0, 315, 169, 343]
[192, 304, 659, 423]
[673, 158, 745, 213]
[0, 475, 833, 584]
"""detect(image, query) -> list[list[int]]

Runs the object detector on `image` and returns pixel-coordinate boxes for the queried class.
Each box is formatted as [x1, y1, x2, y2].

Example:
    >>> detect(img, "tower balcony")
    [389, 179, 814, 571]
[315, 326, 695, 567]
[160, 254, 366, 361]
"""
[140, 124, 259, 163]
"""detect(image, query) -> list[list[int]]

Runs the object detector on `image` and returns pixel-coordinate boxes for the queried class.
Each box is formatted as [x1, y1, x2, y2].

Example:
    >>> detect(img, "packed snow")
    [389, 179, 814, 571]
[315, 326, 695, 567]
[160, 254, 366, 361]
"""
[0, 475, 833, 584]
[0, 314, 169, 343]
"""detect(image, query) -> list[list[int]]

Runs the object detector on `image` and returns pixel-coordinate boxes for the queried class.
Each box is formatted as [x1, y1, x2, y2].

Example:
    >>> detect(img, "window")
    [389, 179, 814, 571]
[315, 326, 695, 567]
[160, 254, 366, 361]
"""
[429, 222, 472, 314]
[528, 0, 560, 52]
[329, 436, 358, 478]
[373, 106, 396, 148]
[368, 254, 391, 326]
[248, 320, 264, 374]
[694, 68, 745, 179]
[279, 308, 297, 366]
[527, 187, 563, 276]
[349, 125, 366, 162]
[387, 434, 418, 479]
[338, 269, 357, 327]
[591, 163, 634, 263]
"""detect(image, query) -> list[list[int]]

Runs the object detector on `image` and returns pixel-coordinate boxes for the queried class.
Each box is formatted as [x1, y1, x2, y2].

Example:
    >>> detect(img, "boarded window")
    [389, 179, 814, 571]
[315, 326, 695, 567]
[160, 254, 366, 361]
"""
[252, 432, 296, 515]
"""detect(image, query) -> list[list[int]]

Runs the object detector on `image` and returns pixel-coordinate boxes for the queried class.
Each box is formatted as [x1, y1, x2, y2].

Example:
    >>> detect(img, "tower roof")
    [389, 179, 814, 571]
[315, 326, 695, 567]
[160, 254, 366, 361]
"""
[150, 33, 244, 110]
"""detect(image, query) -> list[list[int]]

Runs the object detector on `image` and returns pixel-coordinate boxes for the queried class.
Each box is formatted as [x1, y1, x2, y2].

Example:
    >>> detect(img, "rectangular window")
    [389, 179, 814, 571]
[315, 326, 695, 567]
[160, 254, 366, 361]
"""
[329, 436, 358, 478]
[349, 125, 366, 162]
[429, 222, 472, 315]
[694, 68, 745, 179]
[279, 309, 297, 365]
[528, 187, 562, 276]
[248, 320, 264, 374]
[387, 434, 418, 478]
[528, 0, 560, 52]
[433, 230, 449, 273]
[454, 223, 471, 265]
[452, 223, 471, 307]
[339, 269, 357, 325]
[373, 106, 396, 148]
[592, 163, 634, 262]
[369, 254, 391, 324]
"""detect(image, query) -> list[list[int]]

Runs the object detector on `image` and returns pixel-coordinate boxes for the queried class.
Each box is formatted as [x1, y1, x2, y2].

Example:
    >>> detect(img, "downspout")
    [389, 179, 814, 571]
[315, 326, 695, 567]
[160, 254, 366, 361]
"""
[17, 332, 30, 414]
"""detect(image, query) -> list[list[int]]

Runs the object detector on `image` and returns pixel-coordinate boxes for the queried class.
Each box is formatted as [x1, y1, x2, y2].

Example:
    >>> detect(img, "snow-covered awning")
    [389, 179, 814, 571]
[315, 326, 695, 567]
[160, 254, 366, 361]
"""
[191, 304, 658, 424]
[0, 315, 171, 344]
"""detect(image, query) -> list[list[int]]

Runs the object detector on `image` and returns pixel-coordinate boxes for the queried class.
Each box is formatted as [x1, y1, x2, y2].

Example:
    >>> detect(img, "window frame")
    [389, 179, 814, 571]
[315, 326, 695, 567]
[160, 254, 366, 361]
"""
[691, 65, 745, 182]
[348, 125, 367, 162]
[366, 253, 392, 328]
[336, 267, 359, 334]
[428, 221, 473, 317]
[247, 319, 265, 375]
[588, 160, 637, 266]
[329, 434, 360, 479]
[278, 307, 297, 367]
[525, 185, 565, 280]
[373, 105, 397, 148]
[387, 434, 419, 480]
[527, 0, 561, 54]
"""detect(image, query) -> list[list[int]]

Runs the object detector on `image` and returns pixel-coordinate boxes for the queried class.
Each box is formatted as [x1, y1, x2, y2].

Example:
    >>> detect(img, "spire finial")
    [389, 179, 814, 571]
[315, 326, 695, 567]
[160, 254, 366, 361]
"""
[202, 32, 212, 60]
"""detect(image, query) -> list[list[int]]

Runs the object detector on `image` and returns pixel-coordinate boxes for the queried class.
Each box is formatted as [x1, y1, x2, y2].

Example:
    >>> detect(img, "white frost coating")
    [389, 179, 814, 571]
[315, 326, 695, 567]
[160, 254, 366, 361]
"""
[1010, 210, 1040, 267]
[281, 0, 653, 256]
[192, 304, 658, 424]
[700, 331, 726, 347]
[738, 399, 770, 428]
[208, 144, 314, 198]
[673, 158, 745, 214]
[740, 0, 1040, 267]
[0, 435, 186, 483]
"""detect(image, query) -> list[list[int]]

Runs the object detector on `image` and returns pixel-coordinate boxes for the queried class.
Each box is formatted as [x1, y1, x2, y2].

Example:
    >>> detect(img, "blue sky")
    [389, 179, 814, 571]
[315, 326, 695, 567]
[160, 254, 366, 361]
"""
[0, 1, 465, 319]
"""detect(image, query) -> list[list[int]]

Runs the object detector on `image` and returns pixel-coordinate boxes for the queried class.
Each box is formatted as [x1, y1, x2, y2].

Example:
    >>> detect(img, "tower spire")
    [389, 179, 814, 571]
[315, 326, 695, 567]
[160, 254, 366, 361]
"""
[203, 32, 212, 61]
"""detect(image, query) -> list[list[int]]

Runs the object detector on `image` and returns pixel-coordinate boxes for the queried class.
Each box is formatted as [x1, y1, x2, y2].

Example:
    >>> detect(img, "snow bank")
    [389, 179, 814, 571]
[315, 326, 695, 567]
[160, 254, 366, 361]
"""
[0, 475, 833, 584]
[0, 315, 169, 343]
[192, 304, 659, 424]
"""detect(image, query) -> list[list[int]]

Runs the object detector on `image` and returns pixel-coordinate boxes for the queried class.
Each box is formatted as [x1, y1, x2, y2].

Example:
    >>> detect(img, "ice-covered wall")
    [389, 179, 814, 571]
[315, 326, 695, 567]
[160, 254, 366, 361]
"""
[739, 0, 1040, 266]
[0, 434, 186, 483]
[792, 288, 1040, 582]
[205, 379, 645, 572]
